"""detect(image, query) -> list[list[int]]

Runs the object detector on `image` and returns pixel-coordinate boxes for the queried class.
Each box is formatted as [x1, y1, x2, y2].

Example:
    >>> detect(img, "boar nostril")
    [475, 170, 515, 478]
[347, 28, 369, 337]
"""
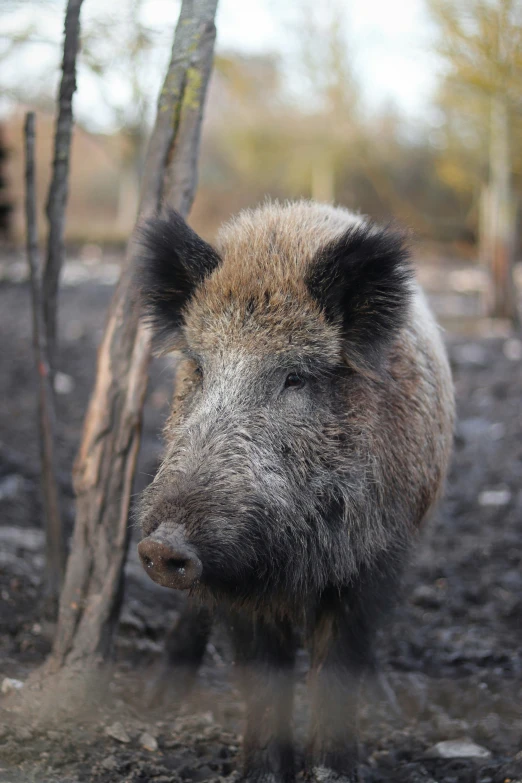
[165, 557, 188, 573]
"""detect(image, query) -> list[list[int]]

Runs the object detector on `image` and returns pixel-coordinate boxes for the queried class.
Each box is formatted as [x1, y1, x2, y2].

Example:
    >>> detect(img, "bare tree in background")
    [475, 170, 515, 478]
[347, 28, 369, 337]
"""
[38, 0, 219, 685]
[292, 0, 358, 204]
[2, 0, 177, 229]
[24, 113, 64, 604]
[44, 0, 84, 369]
[428, 0, 522, 325]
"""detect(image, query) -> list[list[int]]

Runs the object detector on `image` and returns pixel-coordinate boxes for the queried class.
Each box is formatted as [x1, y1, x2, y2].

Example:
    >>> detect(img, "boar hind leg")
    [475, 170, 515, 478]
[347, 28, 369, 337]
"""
[165, 601, 212, 675]
[307, 607, 365, 782]
[230, 612, 296, 783]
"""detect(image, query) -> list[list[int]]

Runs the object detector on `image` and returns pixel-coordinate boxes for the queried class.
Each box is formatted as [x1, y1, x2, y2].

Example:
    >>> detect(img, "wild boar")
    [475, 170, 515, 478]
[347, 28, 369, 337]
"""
[135, 201, 455, 783]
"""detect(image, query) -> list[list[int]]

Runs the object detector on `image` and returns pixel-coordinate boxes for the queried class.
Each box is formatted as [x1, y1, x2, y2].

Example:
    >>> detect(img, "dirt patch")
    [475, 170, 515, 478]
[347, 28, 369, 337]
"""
[0, 276, 521, 783]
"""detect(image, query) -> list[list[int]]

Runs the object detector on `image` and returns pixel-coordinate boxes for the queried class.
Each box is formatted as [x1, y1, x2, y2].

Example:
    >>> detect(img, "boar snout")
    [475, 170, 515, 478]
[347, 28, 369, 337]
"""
[138, 530, 202, 590]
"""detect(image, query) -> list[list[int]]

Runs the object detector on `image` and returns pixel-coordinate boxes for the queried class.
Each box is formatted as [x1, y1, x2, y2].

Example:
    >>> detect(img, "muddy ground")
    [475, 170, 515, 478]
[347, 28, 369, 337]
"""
[0, 262, 521, 783]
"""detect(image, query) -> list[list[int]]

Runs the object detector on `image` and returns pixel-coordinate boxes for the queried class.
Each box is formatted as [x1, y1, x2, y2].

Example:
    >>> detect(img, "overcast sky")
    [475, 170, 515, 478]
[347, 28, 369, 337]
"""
[1, 0, 443, 128]
[216, 0, 440, 120]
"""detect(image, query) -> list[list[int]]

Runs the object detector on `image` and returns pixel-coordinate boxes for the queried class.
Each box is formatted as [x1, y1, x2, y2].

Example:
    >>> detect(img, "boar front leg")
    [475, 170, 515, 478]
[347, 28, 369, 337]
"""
[230, 612, 296, 783]
[307, 598, 376, 783]
[146, 602, 212, 707]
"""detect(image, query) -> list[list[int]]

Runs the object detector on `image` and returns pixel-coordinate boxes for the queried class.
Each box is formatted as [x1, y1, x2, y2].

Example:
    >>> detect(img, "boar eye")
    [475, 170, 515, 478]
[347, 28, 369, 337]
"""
[193, 364, 203, 380]
[284, 373, 305, 390]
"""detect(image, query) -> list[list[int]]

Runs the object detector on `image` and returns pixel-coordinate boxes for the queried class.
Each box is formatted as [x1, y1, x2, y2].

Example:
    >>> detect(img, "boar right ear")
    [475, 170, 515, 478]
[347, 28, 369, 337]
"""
[135, 208, 221, 343]
[306, 222, 413, 371]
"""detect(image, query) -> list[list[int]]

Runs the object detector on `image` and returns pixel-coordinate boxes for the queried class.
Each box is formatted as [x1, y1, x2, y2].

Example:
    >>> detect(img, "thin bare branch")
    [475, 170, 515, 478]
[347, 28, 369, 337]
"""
[24, 112, 65, 602]
[43, 0, 84, 369]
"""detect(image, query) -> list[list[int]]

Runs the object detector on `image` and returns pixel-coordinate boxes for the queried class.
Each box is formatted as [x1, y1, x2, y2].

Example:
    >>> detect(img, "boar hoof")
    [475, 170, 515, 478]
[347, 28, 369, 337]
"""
[241, 776, 290, 783]
[308, 767, 357, 783]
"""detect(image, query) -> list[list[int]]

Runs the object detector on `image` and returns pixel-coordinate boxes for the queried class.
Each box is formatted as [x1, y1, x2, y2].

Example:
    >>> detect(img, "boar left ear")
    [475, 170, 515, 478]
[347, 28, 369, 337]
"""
[135, 208, 221, 344]
[306, 222, 413, 369]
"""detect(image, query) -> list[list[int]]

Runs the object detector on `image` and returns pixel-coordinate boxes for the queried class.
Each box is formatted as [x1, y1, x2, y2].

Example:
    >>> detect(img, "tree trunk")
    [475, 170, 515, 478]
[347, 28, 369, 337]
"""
[43, 0, 218, 677]
[44, 0, 84, 371]
[487, 95, 519, 324]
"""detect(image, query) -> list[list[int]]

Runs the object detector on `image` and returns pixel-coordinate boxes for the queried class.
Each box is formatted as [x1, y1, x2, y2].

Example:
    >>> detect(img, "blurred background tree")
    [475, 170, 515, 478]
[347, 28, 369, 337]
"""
[0, 0, 174, 236]
[0, 0, 521, 323]
[427, 0, 522, 322]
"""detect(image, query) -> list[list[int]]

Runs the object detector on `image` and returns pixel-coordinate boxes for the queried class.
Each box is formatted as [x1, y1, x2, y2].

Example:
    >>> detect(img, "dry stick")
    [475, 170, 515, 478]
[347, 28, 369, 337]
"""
[24, 113, 65, 600]
[43, 0, 84, 368]
[46, 0, 219, 674]
[26, 0, 84, 602]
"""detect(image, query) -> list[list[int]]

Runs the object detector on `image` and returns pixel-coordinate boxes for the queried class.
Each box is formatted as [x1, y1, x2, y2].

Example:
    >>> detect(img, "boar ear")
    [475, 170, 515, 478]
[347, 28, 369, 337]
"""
[135, 208, 221, 343]
[306, 223, 413, 369]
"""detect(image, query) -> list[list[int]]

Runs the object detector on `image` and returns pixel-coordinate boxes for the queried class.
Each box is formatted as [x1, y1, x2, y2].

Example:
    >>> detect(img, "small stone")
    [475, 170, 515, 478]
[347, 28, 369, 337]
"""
[411, 585, 441, 610]
[104, 721, 131, 743]
[0, 474, 26, 502]
[54, 371, 75, 395]
[1, 677, 24, 694]
[140, 731, 158, 751]
[426, 740, 491, 759]
[101, 754, 120, 771]
[0, 473, 29, 500]
[478, 488, 511, 507]
[503, 338, 522, 361]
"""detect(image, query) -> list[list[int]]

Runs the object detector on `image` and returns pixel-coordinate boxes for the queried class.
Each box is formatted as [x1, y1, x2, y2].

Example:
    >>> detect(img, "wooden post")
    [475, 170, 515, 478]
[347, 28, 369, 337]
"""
[487, 94, 520, 325]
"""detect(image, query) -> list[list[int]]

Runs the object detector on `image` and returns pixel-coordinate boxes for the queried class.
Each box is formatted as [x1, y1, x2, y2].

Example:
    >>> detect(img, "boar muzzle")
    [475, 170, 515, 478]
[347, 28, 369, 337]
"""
[138, 531, 202, 590]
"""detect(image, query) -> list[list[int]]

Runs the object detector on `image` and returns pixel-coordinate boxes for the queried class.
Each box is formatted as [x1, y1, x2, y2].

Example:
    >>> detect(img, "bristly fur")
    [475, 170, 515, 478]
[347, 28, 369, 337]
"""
[306, 223, 413, 369]
[135, 207, 221, 346]
[135, 200, 455, 783]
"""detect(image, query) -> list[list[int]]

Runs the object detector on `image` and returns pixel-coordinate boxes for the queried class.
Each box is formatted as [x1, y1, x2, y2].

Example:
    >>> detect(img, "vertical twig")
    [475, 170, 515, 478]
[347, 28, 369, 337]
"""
[25, 0, 83, 604]
[487, 94, 519, 325]
[43, 0, 84, 368]
[24, 112, 65, 601]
